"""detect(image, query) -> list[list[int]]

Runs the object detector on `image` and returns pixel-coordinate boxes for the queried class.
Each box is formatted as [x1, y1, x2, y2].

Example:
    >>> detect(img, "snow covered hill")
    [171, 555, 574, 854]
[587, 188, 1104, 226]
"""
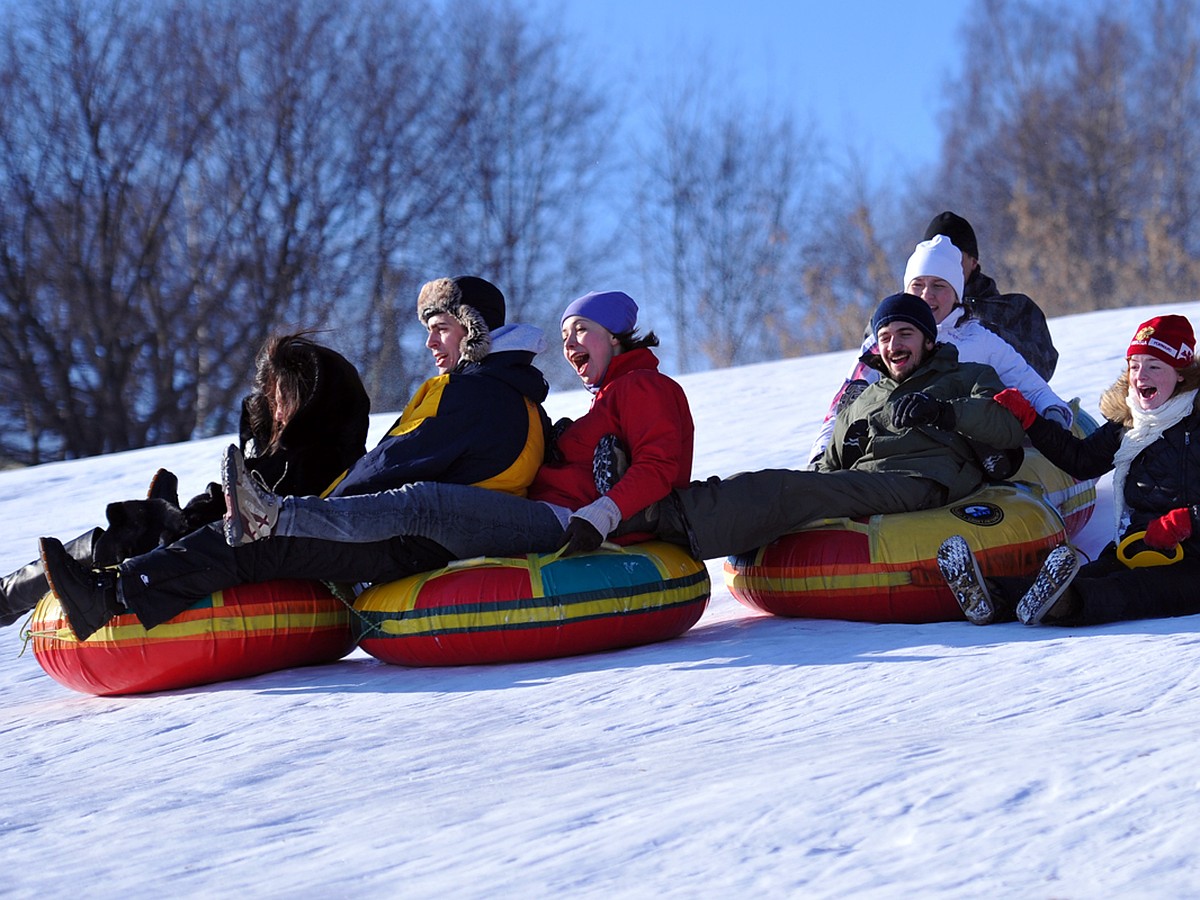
[2, 302, 1198, 897]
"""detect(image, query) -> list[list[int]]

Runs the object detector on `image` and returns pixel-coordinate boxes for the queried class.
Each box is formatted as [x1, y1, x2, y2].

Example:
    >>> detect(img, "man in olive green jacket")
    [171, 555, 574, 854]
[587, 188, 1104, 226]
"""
[637, 292, 1026, 560]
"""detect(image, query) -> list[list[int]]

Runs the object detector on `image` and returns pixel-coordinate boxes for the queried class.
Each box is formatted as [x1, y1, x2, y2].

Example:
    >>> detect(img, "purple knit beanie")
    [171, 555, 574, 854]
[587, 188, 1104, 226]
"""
[560, 290, 639, 335]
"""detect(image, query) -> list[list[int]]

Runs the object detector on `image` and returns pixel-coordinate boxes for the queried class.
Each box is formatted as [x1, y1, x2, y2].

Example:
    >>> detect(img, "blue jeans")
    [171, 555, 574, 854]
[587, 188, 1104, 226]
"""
[274, 482, 567, 559]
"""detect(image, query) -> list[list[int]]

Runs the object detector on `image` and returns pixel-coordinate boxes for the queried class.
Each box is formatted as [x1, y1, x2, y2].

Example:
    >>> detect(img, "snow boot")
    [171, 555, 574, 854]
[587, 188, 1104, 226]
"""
[39, 536, 124, 641]
[146, 468, 180, 506]
[593, 433, 629, 495]
[1016, 545, 1081, 625]
[936, 535, 996, 625]
[94, 497, 190, 565]
[0, 527, 104, 627]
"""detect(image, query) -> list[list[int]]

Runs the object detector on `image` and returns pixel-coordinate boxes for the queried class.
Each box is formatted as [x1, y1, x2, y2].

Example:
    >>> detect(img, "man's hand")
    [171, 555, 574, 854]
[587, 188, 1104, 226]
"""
[891, 391, 955, 430]
[559, 518, 603, 555]
[993, 388, 1037, 429]
[1144, 507, 1194, 549]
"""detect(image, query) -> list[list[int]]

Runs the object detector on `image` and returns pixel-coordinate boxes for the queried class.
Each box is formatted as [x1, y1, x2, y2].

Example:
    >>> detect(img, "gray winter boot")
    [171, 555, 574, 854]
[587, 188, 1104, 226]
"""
[1016, 545, 1081, 625]
[222, 444, 282, 546]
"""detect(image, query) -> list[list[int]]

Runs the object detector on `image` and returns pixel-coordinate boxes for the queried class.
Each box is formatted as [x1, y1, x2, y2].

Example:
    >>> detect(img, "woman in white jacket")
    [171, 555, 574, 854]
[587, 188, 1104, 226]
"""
[807, 235, 1071, 465]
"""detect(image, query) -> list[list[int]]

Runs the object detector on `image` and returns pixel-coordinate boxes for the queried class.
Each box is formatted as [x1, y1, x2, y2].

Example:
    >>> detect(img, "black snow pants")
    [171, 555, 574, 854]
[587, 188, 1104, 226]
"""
[117, 522, 453, 630]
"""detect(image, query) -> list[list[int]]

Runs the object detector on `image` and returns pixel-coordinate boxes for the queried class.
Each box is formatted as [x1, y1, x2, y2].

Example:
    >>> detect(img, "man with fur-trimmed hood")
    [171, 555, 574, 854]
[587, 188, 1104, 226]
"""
[41, 276, 554, 641]
[319, 275, 550, 499]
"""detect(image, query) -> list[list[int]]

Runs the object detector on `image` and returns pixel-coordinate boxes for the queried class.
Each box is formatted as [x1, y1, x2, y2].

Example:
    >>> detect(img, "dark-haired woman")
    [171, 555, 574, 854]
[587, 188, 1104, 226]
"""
[0, 333, 369, 626]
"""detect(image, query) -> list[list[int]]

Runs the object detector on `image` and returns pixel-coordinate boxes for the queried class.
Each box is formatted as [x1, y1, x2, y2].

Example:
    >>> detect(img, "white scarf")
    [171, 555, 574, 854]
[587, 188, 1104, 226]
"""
[1110, 387, 1198, 538]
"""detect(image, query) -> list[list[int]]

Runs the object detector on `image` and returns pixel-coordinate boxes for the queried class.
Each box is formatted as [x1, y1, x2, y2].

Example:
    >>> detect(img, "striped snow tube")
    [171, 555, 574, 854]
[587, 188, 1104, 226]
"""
[30, 579, 355, 696]
[724, 483, 1066, 623]
[353, 541, 710, 666]
[1010, 403, 1099, 539]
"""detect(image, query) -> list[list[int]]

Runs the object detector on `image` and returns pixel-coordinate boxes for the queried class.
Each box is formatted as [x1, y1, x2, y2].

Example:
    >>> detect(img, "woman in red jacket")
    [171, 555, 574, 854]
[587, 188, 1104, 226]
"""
[222, 289, 696, 559]
[531, 290, 695, 552]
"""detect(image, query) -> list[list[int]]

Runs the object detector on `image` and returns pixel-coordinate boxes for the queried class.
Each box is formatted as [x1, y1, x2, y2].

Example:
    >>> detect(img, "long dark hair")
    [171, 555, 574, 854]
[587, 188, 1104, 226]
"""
[250, 332, 324, 451]
[615, 329, 660, 353]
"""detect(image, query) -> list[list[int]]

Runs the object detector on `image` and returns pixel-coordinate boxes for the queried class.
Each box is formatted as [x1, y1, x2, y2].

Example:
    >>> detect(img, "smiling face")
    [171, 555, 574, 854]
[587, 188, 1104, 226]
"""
[905, 275, 959, 325]
[562, 314, 621, 387]
[425, 312, 467, 374]
[1127, 354, 1184, 411]
[876, 321, 934, 382]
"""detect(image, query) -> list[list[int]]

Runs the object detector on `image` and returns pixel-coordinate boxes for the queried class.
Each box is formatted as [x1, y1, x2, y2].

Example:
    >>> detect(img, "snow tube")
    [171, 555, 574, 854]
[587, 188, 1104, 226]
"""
[724, 482, 1066, 623]
[29, 579, 355, 696]
[353, 541, 710, 666]
[1010, 402, 1099, 539]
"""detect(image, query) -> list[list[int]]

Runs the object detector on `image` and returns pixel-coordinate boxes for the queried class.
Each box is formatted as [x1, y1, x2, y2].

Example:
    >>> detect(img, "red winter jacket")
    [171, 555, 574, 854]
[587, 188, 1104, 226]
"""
[529, 348, 694, 541]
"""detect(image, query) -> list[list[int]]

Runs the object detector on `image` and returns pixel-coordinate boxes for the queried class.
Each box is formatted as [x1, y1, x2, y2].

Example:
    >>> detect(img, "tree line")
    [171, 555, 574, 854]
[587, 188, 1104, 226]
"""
[0, 0, 1196, 464]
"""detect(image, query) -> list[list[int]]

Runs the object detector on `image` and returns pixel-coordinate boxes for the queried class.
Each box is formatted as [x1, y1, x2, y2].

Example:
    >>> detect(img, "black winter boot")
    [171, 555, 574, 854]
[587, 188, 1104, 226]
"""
[0, 527, 104, 627]
[935, 536, 1023, 625]
[146, 468, 180, 506]
[94, 498, 190, 565]
[609, 491, 698, 557]
[39, 537, 123, 641]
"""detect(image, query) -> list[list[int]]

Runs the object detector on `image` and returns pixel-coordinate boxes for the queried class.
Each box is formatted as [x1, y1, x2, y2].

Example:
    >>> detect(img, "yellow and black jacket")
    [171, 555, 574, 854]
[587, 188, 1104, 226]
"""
[326, 341, 549, 499]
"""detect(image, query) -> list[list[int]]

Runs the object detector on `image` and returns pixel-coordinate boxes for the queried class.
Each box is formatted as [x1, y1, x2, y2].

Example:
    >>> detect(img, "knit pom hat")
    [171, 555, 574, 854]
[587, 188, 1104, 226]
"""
[903, 235, 964, 303]
[922, 211, 978, 260]
[1127, 315, 1196, 368]
[417, 275, 506, 364]
[871, 292, 939, 343]
[560, 290, 639, 335]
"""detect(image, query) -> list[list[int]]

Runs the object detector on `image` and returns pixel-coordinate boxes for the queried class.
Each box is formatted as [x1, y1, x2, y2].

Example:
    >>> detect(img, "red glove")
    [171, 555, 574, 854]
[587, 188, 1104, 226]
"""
[1144, 508, 1194, 549]
[993, 388, 1037, 429]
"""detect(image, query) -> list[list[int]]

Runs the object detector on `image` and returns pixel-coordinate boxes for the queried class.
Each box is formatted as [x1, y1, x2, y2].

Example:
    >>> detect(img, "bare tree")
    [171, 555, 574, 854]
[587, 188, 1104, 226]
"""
[938, 0, 1200, 315]
[0, 0, 248, 462]
[0, 0, 619, 461]
[636, 71, 824, 371]
[433, 0, 616, 332]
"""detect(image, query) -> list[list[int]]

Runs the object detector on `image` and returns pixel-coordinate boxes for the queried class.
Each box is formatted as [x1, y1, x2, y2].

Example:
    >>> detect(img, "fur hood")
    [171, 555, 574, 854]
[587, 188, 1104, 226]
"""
[417, 276, 506, 366]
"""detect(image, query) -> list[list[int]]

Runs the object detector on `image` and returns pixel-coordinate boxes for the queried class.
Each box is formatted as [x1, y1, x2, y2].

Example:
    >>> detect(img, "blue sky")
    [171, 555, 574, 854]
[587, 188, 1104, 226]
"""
[554, 0, 964, 174]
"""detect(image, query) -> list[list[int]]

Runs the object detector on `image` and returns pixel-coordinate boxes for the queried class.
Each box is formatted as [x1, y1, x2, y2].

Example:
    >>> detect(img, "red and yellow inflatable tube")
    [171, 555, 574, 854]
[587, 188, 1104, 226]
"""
[30, 579, 355, 696]
[1011, 402, 1098, 539]
[724, 482, 1066, 623]
[353, 541, 710, 666]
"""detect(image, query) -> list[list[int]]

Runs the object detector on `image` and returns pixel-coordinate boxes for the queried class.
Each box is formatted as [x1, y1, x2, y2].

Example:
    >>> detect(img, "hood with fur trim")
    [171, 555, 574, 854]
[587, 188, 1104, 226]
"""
[417, 275, 506, 366]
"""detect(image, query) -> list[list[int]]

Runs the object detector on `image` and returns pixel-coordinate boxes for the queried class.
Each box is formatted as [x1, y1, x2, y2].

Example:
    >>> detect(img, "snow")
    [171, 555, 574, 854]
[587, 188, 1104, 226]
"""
[3, 302, 1199, 897]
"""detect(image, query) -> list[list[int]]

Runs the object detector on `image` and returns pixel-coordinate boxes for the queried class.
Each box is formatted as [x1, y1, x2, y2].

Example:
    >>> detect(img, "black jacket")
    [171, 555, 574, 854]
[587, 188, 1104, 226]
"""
[180, 342, 370, 532]
[963, 269, 1059, 382]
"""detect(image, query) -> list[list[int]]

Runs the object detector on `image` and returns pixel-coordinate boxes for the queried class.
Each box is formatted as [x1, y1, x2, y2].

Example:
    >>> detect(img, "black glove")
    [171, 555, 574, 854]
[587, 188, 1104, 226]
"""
[559, 518, 603, 556]
[891, 391, 955, 430]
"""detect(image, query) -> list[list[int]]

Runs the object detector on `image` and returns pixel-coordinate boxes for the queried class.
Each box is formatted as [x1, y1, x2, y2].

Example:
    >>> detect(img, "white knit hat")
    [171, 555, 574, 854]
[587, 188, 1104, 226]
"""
[903, 234, 964, 302]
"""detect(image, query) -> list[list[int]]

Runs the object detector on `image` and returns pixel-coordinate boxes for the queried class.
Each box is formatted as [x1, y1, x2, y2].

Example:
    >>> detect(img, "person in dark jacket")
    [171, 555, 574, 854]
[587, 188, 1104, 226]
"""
[922, 211, 1059, 381]
[938, 313, 1200, 627]
[39, 276, 552, 642]
[0, 333, 369, 628]
[621, 292, 1026, 561]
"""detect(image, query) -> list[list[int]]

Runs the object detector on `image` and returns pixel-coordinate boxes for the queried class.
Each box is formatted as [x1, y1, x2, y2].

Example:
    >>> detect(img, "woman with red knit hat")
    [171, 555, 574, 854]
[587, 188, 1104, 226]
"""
[938, 313, 1200, 627]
